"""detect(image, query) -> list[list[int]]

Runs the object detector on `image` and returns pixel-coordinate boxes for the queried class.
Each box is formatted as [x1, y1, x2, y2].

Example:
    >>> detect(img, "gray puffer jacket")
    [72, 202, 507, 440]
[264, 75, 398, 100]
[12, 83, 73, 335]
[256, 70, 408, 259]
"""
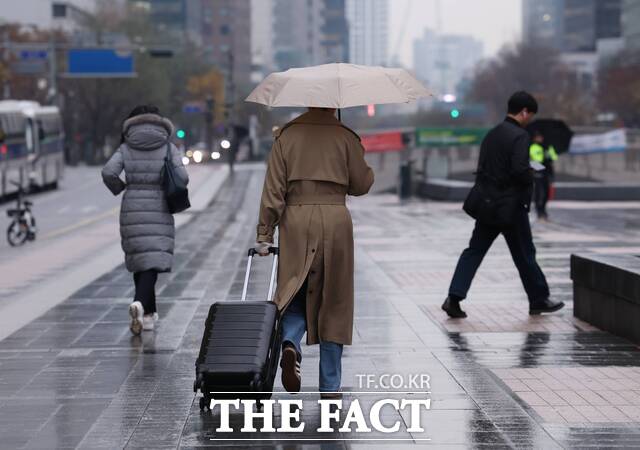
[101, 113, 189, 273]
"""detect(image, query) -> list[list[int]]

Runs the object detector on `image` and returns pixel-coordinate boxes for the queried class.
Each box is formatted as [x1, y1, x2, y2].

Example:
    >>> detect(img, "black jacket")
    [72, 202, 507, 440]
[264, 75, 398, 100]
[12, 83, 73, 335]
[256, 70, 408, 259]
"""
[475, 117, 533, 210]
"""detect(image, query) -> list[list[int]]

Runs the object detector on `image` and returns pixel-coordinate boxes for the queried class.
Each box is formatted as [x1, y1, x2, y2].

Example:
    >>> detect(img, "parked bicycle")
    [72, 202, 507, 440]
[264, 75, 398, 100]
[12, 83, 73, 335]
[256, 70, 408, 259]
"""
[6, 180, 37, 246]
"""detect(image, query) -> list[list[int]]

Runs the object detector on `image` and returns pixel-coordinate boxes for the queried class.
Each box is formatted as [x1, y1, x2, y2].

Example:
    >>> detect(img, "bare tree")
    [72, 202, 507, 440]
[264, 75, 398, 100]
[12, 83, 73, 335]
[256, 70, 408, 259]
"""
[598, 50, 640, 127]
[57, 2, 211, 163]
[466, 43, 593, 124]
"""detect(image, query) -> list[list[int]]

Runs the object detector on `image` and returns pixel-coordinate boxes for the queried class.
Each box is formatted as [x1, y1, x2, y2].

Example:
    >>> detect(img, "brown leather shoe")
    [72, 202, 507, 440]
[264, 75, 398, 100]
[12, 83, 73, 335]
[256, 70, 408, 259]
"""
[280, 345, 301, 393]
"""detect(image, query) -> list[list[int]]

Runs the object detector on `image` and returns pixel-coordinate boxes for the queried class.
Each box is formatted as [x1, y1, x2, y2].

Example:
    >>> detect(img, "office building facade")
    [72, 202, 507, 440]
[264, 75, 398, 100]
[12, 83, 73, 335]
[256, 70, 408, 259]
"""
[522, 0, 566, 50]
[413, 29, 483, 97]
[622, 0, 640, 49]
[346, 0, 388, 66]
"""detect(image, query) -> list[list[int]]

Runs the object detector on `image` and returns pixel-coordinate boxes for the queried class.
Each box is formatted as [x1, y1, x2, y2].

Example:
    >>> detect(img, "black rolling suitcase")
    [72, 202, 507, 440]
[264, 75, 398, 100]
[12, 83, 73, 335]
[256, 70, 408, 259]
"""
[194, 247, 281, 411]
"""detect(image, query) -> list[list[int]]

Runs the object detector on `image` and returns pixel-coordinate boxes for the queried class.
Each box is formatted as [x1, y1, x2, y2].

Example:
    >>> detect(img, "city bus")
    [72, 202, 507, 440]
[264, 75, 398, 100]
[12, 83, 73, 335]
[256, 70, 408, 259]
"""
[0, 100, 64, 198]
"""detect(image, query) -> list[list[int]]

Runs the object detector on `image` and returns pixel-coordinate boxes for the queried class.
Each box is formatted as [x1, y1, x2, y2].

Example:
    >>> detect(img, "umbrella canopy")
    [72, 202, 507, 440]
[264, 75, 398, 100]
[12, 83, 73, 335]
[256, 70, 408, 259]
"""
[246, 63, 432, 109]
[527, 119, 574, 154]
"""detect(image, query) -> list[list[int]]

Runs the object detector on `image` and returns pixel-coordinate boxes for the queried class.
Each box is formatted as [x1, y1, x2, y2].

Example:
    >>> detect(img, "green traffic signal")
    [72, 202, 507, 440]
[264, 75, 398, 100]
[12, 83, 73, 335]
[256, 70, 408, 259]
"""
[176, 129, 186, 139]
[450, 109, 460, 119]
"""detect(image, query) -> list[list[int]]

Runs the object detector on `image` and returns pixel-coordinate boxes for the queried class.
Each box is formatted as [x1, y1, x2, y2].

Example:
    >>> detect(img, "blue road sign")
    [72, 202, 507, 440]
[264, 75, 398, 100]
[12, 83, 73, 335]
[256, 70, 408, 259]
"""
[183, 102, 204, 114]
[66, 48, 135, 77]
[19, 50, 49, 60]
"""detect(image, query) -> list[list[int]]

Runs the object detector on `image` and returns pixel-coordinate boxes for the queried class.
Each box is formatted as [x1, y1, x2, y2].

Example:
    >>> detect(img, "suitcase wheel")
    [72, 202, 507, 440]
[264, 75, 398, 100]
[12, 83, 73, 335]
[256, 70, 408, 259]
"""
[250, 374, 263, 392]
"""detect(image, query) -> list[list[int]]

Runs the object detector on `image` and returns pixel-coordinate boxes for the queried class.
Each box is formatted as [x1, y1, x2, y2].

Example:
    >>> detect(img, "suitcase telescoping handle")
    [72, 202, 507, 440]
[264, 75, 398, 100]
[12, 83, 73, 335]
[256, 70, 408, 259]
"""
[241, 247, 279, 302]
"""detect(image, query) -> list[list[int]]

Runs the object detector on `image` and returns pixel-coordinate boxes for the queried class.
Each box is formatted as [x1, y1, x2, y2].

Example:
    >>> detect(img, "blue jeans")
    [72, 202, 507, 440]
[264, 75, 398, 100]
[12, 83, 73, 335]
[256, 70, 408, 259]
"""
[280, 283, 343, 392]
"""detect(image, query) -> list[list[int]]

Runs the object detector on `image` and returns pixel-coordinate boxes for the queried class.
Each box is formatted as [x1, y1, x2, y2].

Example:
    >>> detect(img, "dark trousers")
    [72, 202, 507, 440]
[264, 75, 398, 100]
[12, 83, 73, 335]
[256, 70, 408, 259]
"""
[534, 175, 550, 218]
[448, 211, 550, 304]
[133, 270, 158, 314]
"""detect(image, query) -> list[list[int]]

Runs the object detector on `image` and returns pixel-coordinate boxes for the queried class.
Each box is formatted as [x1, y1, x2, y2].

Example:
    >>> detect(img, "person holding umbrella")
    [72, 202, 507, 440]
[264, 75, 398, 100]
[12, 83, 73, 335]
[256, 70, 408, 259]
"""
[529, 131, 558, 220]
[527, 118, 573, 221]
[247, 63, 431, 398]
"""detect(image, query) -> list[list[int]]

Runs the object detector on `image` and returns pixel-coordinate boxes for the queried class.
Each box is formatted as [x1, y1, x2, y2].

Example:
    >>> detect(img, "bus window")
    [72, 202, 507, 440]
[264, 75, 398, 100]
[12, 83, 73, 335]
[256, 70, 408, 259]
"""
[38, 120, 46, 142]
[25, 120, 35, 154]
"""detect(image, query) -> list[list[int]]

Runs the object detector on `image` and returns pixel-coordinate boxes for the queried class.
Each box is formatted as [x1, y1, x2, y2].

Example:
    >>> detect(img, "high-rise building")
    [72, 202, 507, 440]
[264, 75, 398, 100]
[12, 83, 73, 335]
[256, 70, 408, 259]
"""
[134, 0, 185, 35]
[346, 0, 388, 66]
[413, 29, 483, 97]
[321, 0, 349, 63]
[523, 0, 622, 52]
[272, 0, 320, 69]
[182, 0, 252, 91]
[622, 0, 640, 49]
[522, 0, 566, 50]
[564, 0, 621, 51]
[0, 0, 104, 27]
[251, 0, 274, 74]
[271, 0, 348, 70]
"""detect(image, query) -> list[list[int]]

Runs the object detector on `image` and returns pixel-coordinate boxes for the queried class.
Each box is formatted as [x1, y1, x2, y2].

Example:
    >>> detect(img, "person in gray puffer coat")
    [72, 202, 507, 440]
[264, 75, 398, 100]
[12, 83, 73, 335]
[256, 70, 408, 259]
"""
[102, 105, 189, 335]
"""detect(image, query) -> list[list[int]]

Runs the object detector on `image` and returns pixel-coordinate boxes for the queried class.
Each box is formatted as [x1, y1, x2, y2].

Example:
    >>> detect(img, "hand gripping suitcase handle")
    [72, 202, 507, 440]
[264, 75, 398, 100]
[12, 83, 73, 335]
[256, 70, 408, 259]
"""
[247, 247, 279, 257]
[241, 247, 279, 302]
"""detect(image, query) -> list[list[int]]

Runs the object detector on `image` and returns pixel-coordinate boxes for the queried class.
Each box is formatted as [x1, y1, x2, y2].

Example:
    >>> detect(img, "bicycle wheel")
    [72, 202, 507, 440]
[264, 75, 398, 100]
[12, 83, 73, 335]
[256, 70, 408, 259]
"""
[7, 220, 29, 247]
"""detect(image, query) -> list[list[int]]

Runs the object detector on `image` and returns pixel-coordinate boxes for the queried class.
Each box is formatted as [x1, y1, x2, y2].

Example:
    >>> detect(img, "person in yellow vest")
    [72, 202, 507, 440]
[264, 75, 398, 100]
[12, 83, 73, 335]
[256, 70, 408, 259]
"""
[530, 132, 558, 220]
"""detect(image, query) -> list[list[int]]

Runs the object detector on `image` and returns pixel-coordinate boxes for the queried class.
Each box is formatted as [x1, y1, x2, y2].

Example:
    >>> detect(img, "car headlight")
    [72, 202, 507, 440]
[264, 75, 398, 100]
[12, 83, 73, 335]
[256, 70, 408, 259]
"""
[193, 150, 203, 163]
[211, 151, 221, 160]
[182, 156, 190, 165]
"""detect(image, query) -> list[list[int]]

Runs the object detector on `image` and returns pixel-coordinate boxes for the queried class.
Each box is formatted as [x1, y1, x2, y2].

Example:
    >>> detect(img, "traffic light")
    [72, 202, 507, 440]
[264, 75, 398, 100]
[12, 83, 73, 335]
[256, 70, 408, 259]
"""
[148, 49, 174, 58]
[176, 129, 186, 139]
[450, 109, 460, 119]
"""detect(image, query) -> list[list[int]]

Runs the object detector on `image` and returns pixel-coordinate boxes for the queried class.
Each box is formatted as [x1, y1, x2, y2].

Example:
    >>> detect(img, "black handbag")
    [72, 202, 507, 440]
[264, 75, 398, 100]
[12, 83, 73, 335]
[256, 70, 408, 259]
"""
[161, 143, 190, 214]
[463, 180, 519, 228]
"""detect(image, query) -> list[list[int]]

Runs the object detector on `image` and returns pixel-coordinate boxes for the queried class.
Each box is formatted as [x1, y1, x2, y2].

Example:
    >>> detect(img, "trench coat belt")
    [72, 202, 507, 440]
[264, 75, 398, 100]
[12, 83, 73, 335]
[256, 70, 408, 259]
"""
[285, 194, 346, 206]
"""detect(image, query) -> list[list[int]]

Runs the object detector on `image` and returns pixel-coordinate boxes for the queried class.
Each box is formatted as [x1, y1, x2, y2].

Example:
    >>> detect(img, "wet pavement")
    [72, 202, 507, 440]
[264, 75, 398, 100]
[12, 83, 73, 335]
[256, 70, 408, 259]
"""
[1, 165, 640, 448]
[0, 164, 227, 342]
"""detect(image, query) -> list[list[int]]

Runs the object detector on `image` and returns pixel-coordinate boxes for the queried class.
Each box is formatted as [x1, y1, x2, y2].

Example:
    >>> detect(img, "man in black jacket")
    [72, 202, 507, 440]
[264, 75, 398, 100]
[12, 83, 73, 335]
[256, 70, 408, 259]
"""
[442, 91, 564, 318]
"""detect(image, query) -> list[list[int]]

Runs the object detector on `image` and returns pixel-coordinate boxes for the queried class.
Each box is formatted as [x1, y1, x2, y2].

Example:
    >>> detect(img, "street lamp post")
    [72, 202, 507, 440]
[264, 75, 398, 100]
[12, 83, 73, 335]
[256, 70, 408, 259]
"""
[225, 49, 236, 172]
[2, 25, 10, 99]
[205, 96, 215, 153]
[48, 32, 58, 106]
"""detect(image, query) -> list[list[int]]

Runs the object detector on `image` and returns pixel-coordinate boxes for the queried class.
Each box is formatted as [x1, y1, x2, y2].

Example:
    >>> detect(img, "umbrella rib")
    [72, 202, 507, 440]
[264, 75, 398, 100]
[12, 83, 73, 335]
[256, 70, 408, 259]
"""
[382, 71, 411, 103]
[271, 76, 295, 107]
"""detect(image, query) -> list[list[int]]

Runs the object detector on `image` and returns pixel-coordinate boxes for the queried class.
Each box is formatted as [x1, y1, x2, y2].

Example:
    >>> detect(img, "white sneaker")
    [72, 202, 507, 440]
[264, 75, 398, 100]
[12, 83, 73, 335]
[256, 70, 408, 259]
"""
[129, 301, 144, 336]
[153, 312, 159, 322]
[143, 314, 155, 331]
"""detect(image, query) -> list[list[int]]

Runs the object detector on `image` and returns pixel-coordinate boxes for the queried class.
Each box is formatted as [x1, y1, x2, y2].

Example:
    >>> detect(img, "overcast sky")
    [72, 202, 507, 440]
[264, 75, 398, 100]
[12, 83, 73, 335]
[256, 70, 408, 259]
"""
[390, 0, 523, 67]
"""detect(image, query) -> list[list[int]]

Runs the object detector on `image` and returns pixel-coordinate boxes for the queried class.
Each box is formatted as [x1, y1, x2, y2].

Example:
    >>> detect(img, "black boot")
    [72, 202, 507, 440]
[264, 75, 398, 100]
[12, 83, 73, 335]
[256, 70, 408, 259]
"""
[442, 296, 467, 318]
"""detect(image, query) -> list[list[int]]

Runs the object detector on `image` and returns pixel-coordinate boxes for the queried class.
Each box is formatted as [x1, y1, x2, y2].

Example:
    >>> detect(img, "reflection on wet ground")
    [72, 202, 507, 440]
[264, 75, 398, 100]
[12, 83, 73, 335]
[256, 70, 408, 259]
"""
[1, 169, 640, 448]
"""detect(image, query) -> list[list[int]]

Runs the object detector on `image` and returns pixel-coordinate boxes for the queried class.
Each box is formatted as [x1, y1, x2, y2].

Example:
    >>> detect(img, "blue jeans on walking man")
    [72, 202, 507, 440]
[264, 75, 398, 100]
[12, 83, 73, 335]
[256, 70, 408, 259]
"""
[280, 280, 343, 393]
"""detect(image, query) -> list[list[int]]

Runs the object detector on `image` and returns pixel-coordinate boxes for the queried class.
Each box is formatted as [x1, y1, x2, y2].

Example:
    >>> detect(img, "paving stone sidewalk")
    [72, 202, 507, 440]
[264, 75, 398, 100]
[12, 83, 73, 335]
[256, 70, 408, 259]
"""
[1, 166, 640, 449]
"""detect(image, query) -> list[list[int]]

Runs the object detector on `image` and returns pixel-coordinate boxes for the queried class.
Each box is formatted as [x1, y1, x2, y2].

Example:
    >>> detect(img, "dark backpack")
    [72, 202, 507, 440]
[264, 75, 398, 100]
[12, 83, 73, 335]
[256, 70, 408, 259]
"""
[162, 143, 190, 214]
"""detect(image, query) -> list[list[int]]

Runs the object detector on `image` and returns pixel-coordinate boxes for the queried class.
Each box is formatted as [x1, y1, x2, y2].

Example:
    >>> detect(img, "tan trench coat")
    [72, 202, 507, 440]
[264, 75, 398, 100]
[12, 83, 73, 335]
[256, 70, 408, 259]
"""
[257, 109, 374, 346]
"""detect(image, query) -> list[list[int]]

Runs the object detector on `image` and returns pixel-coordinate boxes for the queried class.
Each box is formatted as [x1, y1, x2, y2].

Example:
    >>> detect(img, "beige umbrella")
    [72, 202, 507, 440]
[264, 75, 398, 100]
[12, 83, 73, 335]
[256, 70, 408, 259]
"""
[246, 63, 432, 109]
